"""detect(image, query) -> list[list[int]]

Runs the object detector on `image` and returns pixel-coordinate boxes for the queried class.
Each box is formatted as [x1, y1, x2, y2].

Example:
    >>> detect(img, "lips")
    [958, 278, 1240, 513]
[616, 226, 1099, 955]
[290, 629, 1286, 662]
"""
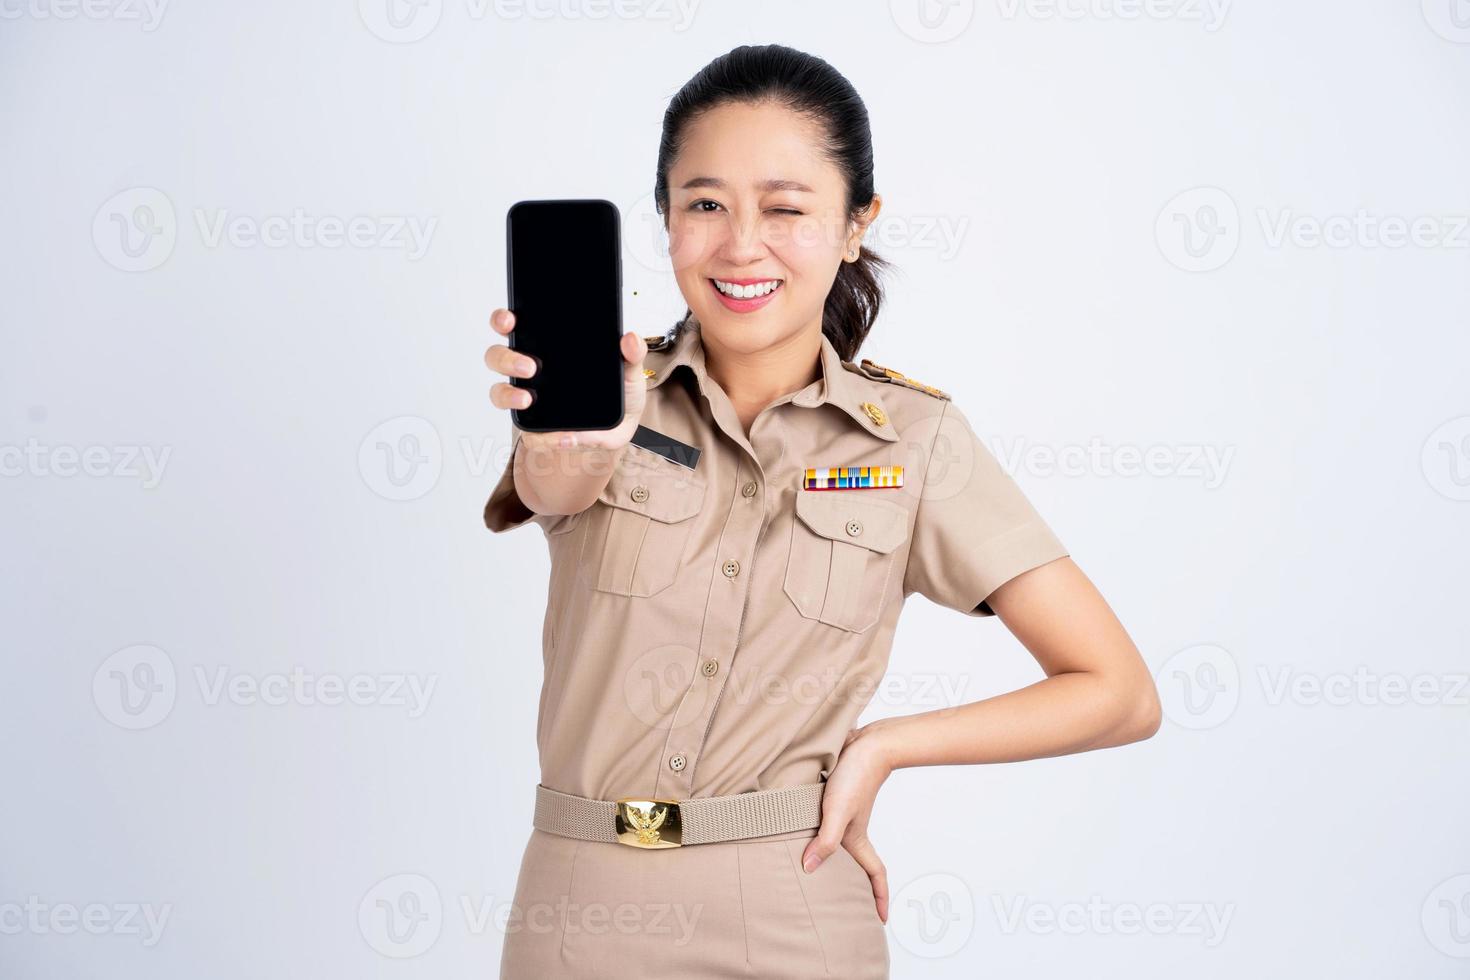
[708, 277, 783, 313]
[711, 277, 782, 299]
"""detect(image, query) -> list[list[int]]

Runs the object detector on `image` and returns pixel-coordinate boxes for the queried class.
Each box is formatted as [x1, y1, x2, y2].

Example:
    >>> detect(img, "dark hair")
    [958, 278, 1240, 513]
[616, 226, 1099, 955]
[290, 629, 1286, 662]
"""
[652, 44, 890, 362]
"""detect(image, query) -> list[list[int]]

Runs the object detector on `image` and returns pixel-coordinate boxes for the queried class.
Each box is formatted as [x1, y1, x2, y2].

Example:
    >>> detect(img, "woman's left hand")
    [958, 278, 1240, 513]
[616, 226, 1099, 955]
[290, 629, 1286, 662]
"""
[800, 722, 895, 923]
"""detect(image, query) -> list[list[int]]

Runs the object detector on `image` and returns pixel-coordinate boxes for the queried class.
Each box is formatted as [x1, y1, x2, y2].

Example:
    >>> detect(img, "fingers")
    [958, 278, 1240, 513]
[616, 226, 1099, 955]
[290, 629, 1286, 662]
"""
[489, 381, 533, 411]
[489, 308, 516, 336]
[485, 310, 534, 408]
[843, 835, 890, 923]
[484, 321, 538, 412]
[484, 343, 538, 377]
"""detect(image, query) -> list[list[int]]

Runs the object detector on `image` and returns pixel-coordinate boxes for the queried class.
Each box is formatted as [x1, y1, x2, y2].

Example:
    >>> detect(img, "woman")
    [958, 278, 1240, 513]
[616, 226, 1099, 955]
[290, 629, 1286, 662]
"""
[482, 43, 1160, 979]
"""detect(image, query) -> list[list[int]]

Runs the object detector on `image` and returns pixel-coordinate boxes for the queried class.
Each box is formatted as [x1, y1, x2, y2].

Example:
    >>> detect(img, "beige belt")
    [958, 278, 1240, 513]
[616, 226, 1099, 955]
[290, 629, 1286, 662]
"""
[533, 781, 825, 849]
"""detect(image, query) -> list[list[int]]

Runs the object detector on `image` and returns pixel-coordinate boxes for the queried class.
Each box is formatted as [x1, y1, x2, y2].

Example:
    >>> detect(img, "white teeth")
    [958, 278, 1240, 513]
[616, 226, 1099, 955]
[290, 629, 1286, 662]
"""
[713, 279, 781, 299]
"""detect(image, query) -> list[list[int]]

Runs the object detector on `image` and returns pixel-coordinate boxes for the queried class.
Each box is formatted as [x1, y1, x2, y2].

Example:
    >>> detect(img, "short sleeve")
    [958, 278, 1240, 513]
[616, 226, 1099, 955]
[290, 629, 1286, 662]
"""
[483, 429, 536, 533]
[902, 400, 1069, 617]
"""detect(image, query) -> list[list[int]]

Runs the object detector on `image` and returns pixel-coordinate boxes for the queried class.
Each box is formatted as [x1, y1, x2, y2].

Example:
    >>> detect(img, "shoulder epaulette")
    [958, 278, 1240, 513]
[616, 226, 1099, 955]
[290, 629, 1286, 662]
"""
[856, 358, 950, 400]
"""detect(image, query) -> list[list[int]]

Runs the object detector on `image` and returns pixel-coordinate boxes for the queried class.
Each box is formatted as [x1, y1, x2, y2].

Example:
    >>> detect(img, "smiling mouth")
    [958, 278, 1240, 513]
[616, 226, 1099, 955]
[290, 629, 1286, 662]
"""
[709, 278, 783, 300]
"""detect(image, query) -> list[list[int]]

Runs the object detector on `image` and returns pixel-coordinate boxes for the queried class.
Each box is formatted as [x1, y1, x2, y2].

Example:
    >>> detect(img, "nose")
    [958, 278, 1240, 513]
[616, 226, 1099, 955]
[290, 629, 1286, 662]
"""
[717, 207, 768, 266]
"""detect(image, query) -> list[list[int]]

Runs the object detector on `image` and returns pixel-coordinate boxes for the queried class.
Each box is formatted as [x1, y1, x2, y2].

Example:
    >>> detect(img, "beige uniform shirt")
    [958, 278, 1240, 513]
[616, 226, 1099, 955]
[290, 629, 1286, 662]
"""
[484, 321, 1068, 808]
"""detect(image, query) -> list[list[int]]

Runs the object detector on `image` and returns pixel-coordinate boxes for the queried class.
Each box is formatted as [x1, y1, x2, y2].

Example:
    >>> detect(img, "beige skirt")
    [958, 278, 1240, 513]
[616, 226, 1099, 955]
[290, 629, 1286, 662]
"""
[498, 827, 890, 979]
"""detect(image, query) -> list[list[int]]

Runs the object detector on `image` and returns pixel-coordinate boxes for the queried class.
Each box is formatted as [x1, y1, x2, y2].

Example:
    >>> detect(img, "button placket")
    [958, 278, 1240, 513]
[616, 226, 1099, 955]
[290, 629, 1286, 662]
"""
[654, 462, 766, 799]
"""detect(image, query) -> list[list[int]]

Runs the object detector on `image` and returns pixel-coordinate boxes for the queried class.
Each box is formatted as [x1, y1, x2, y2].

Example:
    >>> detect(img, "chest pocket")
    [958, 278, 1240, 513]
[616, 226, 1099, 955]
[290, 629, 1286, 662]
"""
[579, 449, 707, 598]
[783, 490, 911, 633]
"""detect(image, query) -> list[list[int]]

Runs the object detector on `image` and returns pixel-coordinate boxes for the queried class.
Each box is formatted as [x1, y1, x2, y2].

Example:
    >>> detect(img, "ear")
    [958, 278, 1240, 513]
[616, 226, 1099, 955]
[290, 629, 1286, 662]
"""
[846, 193, 883, 260]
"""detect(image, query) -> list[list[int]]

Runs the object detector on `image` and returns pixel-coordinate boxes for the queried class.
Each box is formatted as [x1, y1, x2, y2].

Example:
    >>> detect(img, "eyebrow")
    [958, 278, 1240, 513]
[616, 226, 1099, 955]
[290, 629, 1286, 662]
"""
[678, 176, 815, 193]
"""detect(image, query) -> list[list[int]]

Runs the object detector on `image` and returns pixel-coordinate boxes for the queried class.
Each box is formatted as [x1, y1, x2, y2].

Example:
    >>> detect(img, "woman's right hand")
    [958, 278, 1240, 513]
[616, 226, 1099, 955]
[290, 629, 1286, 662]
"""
[485, 308, 650, 452]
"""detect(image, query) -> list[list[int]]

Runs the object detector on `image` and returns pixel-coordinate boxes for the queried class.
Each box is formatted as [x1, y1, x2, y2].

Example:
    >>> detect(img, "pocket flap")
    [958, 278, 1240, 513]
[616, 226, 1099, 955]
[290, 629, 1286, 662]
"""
[597, 452, 707, 523]
[794, 491, 910, 554]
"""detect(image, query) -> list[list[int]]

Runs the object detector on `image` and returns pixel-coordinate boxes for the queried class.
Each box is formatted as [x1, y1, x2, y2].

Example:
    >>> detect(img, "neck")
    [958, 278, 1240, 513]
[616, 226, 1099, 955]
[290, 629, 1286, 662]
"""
[701, 327, 823, 434]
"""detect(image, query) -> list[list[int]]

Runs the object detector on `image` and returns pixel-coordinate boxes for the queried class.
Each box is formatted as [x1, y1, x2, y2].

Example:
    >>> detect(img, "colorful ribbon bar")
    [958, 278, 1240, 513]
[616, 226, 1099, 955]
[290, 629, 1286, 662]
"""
[802, 465, 904, 490]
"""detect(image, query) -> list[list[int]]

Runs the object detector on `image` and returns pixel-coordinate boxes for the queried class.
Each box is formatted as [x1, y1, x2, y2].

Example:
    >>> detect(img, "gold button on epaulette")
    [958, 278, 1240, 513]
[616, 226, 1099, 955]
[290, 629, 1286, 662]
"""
[858, 358, 950, 400]
[643, 333, 673, 351]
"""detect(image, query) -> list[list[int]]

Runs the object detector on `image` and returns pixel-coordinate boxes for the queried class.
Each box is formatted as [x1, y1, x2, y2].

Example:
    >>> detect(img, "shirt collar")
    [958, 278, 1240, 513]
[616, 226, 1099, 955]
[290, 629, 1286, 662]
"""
[646, 319, 899, 442]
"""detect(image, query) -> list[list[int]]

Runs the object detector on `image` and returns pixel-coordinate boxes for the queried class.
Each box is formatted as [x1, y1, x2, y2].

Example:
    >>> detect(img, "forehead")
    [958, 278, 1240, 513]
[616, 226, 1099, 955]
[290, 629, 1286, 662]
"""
[669, 100, 838, 190]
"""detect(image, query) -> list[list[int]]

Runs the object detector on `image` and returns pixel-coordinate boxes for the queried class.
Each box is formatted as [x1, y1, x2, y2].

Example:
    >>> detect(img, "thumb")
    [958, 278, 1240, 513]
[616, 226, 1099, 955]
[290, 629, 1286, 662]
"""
[621, 331, 649, 376]
[801, 818, 844, 873]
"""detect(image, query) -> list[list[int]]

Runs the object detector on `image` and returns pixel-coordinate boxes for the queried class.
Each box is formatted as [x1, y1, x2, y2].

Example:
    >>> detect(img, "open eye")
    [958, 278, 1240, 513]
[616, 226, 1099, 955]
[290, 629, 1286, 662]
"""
[688, 199, 723, 213]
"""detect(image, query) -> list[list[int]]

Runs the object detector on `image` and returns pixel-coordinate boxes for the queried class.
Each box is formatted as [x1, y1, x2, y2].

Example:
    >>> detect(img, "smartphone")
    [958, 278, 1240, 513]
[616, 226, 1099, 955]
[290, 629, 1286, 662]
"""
[505, 199, 624, 432]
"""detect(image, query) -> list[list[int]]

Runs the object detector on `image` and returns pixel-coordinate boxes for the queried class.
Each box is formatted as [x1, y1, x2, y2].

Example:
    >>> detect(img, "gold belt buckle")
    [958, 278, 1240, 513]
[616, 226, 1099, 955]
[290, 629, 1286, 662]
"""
[614, 797, 683, 848]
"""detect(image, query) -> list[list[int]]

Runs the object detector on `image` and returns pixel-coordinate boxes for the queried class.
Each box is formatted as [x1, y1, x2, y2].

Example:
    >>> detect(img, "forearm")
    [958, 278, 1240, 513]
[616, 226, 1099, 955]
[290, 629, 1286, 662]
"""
[861, 669, 1160, 770]
[515, 438, 627, 516]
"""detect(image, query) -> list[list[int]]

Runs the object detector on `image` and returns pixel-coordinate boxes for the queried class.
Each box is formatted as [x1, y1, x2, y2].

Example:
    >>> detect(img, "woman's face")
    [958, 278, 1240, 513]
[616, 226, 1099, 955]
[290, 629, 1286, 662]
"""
[664, 100, 879, 355]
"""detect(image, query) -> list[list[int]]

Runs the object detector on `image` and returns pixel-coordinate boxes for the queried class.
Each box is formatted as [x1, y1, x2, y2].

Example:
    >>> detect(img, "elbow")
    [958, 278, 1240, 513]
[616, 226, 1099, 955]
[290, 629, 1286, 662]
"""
[1118, 675, 1163, 744]
[1094, 669, 1162, 747]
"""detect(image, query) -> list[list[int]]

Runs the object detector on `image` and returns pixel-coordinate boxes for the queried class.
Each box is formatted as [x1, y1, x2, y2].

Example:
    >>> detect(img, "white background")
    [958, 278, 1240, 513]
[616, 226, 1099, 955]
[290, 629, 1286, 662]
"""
[2, 1, 1469, 977]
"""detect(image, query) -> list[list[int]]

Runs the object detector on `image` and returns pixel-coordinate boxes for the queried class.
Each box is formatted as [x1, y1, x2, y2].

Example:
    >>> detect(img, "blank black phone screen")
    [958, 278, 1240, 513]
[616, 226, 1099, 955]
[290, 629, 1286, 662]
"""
[506, 199, 624, 432]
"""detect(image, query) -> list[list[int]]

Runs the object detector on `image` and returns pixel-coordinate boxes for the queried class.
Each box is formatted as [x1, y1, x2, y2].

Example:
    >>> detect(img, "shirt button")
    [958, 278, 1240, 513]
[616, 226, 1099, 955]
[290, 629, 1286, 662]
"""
[630, 485, 649, 503]
[669, 754, 687, 771]
[722, 559, 740, 578]
[701, 659, 719, 677]
[741, 481, 758, 498]
[846, 519, 863, 536]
